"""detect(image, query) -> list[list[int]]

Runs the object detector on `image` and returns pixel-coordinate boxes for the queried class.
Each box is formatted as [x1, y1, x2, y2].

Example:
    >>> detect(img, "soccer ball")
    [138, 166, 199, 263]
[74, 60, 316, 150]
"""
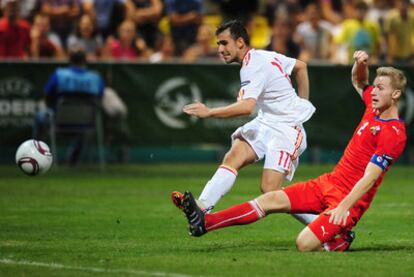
[15, 139, 53, 176]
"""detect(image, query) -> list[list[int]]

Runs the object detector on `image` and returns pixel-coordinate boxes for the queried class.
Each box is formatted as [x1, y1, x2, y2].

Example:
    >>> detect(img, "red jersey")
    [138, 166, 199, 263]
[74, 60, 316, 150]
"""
[329, 85, 406, 213]
[0, 18, 31, 58]
[110, 40, 138, 61]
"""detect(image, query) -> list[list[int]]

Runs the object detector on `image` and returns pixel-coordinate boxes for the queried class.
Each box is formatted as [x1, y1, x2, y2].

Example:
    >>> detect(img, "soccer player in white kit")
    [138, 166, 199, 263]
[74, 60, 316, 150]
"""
[172, 20, 317, 224]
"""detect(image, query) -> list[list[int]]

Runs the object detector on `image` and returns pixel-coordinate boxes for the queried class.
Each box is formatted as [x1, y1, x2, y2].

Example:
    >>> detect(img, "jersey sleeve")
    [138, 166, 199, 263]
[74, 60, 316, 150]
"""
[274, 52, 296, 75]
[239, 60, 266, 100]
[370, 125, 406, 170]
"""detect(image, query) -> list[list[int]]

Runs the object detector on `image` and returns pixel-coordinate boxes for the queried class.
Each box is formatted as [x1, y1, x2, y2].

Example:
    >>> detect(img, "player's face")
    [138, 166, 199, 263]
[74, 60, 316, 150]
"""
[372, 76, 398, 110]
[216, 29, 241, 64]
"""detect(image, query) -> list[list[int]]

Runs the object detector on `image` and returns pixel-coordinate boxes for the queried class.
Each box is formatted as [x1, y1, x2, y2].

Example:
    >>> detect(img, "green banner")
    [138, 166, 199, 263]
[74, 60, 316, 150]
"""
[0, 62, 413, 162]
[108, 63, 414, 148]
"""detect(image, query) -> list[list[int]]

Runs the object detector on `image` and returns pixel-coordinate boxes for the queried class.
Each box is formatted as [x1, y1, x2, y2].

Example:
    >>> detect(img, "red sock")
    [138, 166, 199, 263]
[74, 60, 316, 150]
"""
[205, 201, 264, 231]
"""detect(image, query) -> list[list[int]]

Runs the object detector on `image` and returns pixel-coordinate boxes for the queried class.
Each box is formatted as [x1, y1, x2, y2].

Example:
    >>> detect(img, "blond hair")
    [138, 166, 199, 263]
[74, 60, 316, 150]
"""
[376, 67, 407, 93]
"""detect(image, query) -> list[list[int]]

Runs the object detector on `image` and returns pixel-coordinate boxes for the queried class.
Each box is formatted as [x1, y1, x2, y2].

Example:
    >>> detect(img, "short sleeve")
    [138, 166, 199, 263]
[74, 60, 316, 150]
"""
[239, 61, 266, 100]
[370, 125, 406, 170]
[274, 52, 296, 75]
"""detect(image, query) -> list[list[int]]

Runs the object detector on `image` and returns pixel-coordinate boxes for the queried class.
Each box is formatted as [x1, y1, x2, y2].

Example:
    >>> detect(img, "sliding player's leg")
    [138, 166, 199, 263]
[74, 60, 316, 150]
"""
[284, 175, 357, 252]
[260, 168, 318, 224]
[182, 189, 291, 237]
[183, 176, 323, 236]
[295, 226, 323, 252]
[323, 229, 356, 252]
[296, 212, 357, 252]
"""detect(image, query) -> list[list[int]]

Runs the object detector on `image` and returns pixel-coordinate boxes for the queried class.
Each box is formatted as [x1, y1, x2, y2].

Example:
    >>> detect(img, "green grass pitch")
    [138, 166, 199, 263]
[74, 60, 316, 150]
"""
[0, 164, 413, 276]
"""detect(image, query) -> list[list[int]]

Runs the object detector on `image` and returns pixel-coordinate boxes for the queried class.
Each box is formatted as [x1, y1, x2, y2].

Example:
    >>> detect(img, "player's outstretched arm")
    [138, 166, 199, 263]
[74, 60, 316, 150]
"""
[351, 50, 369, 97]
[325, 162, 382, 225]
[293, 59, 309, 100]
[183, 98, 256, 118]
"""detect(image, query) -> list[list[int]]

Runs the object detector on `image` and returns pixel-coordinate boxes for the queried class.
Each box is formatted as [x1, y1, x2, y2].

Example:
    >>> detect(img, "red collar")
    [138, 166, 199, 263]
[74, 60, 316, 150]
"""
[240, 48, 251, 64]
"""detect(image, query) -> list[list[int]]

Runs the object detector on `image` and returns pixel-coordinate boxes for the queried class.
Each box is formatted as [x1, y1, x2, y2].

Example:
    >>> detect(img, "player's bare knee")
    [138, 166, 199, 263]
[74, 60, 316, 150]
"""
[296, 229, 321, 252]
[295, 237, 314, 252]
[256, 191, 290, 213]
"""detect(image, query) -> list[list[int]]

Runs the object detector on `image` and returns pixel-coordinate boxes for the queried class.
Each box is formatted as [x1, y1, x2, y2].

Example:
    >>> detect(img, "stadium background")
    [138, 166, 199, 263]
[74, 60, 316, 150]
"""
[1, 0, 414, 165]
[1, 1, 414, 276]
[0, 63, 413, 164]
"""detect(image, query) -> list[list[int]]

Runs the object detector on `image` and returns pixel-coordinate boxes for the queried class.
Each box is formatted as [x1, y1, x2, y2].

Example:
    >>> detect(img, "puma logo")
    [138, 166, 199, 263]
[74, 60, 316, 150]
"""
[321, 226, 329, 238]
[392, 126, 400, 135]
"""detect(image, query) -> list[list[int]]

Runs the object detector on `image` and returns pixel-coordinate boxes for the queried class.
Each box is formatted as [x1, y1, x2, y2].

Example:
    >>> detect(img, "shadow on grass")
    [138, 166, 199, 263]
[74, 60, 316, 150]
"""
[181, 240, 414, 253]
[350, 244, 414, 252]
[185, 240, 293, 253]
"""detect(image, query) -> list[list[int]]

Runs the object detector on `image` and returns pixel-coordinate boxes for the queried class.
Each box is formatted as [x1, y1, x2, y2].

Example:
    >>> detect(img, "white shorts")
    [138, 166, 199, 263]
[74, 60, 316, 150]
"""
[231, 118, 307, 181]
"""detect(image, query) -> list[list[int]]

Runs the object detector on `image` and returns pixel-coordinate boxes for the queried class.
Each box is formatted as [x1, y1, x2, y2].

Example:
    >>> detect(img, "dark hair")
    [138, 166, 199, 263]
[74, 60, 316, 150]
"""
[355, 1, 368, 11]
[69, 48, 87, 65]
[75, 14, 98, 38]
[216, 20, 250, 46]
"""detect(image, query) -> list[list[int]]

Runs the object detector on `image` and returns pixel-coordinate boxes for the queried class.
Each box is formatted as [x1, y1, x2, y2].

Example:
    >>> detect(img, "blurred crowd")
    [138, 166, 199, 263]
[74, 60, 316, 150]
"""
[0, 0, 413, 64]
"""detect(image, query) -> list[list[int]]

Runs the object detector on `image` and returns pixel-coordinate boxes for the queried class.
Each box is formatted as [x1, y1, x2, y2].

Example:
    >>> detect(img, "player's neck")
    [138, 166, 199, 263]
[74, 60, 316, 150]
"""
[238, 47, 250, 65]
[377, 105, 400, 120]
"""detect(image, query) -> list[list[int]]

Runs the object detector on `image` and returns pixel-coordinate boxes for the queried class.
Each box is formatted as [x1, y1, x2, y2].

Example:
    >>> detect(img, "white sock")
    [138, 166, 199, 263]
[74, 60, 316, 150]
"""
[249, 199, 266, 218]
[198, 165, 237, 210]
[291, 213, 318, 225]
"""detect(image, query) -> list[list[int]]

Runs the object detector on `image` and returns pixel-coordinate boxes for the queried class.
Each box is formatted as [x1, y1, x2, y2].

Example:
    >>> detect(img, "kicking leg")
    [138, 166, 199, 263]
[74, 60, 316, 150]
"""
[197, 139, 256, 209]
[171, 139, 255, 211]
[260, 169, 284, 193]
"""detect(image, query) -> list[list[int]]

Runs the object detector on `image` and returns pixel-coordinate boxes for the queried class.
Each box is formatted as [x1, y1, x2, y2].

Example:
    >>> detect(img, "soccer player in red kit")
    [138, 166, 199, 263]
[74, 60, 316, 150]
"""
[179, 50, 407, 252]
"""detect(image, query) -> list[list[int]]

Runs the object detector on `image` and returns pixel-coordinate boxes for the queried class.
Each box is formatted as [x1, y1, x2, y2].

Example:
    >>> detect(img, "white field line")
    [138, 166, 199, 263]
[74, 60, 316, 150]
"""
[0, 258, 204, 277]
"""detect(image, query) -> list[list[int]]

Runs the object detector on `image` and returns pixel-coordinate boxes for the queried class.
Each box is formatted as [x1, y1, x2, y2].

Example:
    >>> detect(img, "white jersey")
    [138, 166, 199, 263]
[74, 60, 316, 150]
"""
[239, 49, 316, 126]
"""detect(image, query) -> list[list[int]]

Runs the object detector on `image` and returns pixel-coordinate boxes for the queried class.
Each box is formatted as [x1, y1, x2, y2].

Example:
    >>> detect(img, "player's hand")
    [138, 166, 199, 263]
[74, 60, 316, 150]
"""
[353, 50, 368, 65]
[183, 102, 211, 118]
[325, 206, 350, 226]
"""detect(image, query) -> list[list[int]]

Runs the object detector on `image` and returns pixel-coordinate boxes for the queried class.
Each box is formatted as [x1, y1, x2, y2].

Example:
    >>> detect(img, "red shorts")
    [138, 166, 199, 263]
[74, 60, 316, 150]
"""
[283, 173, 361, 243]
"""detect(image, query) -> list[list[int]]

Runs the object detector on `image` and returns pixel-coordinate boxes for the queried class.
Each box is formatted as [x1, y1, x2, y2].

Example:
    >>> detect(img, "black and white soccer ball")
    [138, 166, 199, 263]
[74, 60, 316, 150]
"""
[15, 140, 53, 176]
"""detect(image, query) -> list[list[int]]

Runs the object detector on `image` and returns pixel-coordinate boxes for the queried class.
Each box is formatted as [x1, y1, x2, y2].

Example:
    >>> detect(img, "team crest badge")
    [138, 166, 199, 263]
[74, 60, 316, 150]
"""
[370, 125, 381, 135]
